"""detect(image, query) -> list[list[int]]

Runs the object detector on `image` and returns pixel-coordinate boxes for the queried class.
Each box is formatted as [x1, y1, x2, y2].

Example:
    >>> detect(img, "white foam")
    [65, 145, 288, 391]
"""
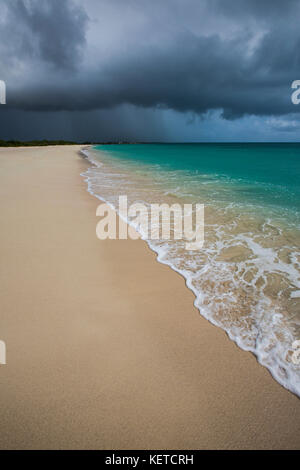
[80, 148, 300, 397]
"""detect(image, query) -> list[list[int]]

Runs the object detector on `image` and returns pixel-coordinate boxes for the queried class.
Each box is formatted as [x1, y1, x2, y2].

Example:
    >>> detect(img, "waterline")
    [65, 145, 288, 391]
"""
[80, 145, 300, 396]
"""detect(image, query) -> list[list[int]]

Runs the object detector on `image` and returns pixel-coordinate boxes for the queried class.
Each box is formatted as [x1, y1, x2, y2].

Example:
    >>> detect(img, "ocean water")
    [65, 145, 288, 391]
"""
[81, 143, 300, 396]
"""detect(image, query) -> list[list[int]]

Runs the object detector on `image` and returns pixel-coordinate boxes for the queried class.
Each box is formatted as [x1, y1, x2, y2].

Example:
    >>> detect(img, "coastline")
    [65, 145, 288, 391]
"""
[82, 145, 300, 397]
[0, 145, 299, 449]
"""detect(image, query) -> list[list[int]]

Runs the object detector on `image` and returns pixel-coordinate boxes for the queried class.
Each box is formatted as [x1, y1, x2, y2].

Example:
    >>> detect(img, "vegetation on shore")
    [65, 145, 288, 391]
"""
[0, 140, 141, 147]
[0, 140, 94, 147]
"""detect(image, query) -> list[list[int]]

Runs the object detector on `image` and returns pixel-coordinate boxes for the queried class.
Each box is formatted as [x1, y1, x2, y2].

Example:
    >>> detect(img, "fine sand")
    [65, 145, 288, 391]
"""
[0, 145, 299, 450]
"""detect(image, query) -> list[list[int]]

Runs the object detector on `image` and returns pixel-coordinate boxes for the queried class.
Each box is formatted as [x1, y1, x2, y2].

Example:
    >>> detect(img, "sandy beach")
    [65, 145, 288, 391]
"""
[0, 145, 299, 450]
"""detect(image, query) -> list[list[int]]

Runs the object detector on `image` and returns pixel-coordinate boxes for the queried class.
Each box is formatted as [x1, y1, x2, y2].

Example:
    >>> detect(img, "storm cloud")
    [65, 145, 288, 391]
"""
[1, 0, 300, 140]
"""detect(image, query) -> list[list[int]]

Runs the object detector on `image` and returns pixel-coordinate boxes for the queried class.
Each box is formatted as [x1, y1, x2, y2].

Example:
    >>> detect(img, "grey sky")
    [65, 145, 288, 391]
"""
[0, 0, 300, 141]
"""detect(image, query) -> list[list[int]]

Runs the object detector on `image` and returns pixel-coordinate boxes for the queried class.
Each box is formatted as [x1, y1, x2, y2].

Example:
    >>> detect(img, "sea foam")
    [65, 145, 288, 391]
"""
[80, 147, 300, 397]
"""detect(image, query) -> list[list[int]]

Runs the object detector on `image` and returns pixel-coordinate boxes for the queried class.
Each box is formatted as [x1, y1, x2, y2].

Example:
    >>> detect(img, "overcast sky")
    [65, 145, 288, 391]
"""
[1, 0, 300, 141]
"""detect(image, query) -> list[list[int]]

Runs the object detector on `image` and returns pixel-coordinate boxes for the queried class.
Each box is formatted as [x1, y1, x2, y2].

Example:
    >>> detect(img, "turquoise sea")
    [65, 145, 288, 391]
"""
[82, 143, 300, 396]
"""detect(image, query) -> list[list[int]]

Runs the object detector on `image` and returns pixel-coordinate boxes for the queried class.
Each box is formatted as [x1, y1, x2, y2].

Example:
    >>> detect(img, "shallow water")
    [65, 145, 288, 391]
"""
[81, 143, 300, 396]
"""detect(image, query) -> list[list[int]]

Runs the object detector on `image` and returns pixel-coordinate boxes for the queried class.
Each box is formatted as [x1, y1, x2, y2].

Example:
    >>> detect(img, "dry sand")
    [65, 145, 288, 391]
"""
[0, 145, 299, 449]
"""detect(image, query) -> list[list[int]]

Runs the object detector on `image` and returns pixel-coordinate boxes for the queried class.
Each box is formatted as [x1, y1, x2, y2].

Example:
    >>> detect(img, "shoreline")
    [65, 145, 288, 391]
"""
[0, 145, 299, 449]
[81, 146, 300, 398]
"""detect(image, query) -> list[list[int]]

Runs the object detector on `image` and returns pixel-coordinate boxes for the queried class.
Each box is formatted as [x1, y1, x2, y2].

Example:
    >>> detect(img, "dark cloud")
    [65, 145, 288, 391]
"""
[1, 0, 300, 140]
[1, 0, 88, 70]
[8, 28, 300, 119]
